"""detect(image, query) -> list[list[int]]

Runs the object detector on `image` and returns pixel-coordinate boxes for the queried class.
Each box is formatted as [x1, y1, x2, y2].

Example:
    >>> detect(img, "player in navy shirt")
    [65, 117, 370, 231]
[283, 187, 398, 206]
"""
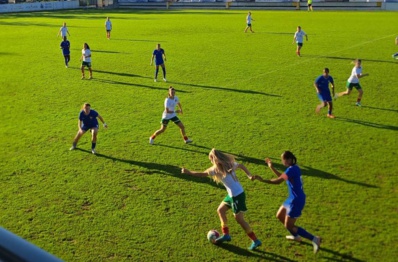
[60, 36, 70, 68]
[70, 103, 107, 154]
[254, 151, 321, 254]
[150, 43, 167, 82]
[314, 68, 335, 118]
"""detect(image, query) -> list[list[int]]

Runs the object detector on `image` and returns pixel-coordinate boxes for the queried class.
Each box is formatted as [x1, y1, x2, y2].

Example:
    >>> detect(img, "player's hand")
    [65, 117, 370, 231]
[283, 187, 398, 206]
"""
[265, 158, 272, 167]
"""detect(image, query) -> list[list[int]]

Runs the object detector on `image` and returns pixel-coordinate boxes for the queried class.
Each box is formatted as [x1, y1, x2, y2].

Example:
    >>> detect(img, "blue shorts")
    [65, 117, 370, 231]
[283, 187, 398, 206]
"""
[297, 42, 303, 47]
[283, 199, 305, 219]
[81, 124, 99, 131]
[155, 60, 164, 66]
[317, 92, 332, 102]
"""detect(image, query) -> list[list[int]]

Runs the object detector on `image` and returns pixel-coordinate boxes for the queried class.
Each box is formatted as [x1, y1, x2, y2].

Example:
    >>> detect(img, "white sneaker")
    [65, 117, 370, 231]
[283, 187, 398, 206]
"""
[184, 139, 193, 144]
[149, 137, 154, 145]
[154, 79, 157, 82]
[91, 149, 96, 154]
[163, 78, 167, 82]
[286, 235, 302, 242]
[356, 102, 362, 107]
[312, 236, 321, 254]
[70, 145, 76, 151]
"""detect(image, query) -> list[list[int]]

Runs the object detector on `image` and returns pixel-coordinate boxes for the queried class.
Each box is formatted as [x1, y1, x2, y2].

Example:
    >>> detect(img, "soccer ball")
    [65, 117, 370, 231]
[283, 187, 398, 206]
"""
[207, 229, 220, 244]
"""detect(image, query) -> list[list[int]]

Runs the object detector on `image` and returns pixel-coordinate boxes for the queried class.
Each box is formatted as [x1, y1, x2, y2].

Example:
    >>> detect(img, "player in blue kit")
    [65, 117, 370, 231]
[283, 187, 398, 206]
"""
[70, 103, 107, 154]
[60, 36, 70, 68]
[253, 151, 321, 254]
[314, 68, 335, 118]
[150, 43, 167, 82]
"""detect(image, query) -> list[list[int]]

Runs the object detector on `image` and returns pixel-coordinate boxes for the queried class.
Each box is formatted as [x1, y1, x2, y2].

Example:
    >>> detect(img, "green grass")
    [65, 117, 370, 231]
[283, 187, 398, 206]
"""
[0, 9, 397, 261]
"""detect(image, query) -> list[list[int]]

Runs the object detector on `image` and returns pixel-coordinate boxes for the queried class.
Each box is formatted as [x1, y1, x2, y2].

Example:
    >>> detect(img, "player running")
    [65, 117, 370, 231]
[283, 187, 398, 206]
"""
[314, 68, 335, 118]
[293, 26, 308, 57]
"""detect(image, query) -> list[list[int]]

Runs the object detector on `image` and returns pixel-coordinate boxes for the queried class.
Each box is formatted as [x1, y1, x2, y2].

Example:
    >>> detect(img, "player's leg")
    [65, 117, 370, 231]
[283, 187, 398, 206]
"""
[215, 202, 232, 243]
[154, 65, 159, 81]
[88, 66, 93, 79]
[338, 82, 353, 97]
[91, 127, 98, 153]
[71, 129, 86, 149]
[161, 64, 166, 81]
[356, 86, 363, 106]
[176, 121, 192, 143]
[150, 120, 168, 144]
[81, 64, 85, 79]
[326, 101, 335, 118]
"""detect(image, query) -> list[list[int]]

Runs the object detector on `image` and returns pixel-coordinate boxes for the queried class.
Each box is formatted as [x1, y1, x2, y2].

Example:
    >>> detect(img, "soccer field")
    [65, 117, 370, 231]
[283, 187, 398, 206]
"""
[0, 9, 397, 261]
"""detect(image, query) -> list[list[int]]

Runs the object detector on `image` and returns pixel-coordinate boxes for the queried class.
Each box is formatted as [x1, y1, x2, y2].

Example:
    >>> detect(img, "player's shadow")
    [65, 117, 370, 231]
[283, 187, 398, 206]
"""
[335, 117, 398, 131]
[73, 148, 223, 189]
[360, 105, 398, 113]
[91, 78, 189, 93]
[156, 144, 378, 188]
[169, 80, 281, 97]
[216, 243, 295, 262]
[111, 38, 162, 43]
[95, 69, 150, 79]
[307, 55, 397, 64]
[90, 49, 127, 54]
[299, 242, 366, 262]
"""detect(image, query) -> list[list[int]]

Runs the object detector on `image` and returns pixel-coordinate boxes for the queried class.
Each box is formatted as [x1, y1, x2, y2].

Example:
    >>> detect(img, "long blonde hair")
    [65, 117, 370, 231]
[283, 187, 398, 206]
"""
[207, 148, 237, 183]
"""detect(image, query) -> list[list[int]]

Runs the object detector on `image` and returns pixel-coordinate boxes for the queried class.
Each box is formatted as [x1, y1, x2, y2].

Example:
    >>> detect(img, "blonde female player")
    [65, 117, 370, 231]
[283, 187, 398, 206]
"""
[181, 149, 262, 250]
[253, 151, 321, 254]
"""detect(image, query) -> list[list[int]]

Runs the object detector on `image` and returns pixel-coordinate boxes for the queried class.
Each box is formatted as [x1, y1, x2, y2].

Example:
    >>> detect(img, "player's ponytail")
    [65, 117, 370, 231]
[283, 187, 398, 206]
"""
[282, 151, 297, 166]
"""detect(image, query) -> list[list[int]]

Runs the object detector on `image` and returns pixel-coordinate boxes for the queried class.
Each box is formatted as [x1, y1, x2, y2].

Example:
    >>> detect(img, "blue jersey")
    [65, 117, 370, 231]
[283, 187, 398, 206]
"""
[79, 109, 99, 128]
[284, 165, 306, 204]
[315, 75, 333, 95]
[60, 40, 70, 55]
[153, 48, 165, 65]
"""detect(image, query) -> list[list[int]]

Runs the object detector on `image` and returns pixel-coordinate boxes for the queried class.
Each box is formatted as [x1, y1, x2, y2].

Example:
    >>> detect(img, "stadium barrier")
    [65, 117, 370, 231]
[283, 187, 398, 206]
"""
[118, 0, 396, 10]
[0, 0, 79, 13]
[0, 227, 63, 262]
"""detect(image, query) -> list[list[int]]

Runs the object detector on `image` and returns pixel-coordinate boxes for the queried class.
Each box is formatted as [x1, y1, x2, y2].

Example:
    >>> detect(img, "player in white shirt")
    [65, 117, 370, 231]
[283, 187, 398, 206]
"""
[293, 26, 308, 57]
[244, 12, 254, 33]
[392, 36, 398, 59]
[335, 59, 369, 106]
[181, 148, 262, 250]
[80, 43, 92, 80]
[149, 86, 192, 144]
[105, 17, 112, 40]
[57, 22, 70, 38]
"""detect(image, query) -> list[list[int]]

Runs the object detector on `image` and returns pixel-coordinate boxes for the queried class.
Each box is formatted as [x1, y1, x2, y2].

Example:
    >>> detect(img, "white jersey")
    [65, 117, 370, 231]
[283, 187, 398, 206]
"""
[82, 49, 91, 62]
[294, 30, 306, 43]
[162, 96, 179, 119]
[60, 26, 68, 37]
[208, 162, 244, 197]
[246, 15, 252, 24]
[105, 20, 112, 31]
[347, 66, 362, 83]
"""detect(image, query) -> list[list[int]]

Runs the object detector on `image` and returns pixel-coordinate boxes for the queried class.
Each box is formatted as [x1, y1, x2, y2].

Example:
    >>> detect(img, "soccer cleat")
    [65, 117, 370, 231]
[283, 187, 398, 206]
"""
[70, 145, 76, 151]
[327, 114, 335, 119]
[286, 235, 302, 242]
[215, 234, 231, 244]
[312, 236, 321, 254]
[81, 75, 85, 79]
[356, 102, 362, 107]
[248, 239, 262, 250]
[65, 65, 68, 68]
[149, 137, 154, 145]
[184, 139, 193, 144]
[154, 79, 157, 82]
[91, 149, 96, 155]
[163, 78, 167, 82]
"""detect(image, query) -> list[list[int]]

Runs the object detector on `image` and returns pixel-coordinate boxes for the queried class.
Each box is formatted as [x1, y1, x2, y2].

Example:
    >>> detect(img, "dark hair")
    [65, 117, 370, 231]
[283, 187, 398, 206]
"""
[84, 43, 90, 50]
[282, 151, 297, 165]
[324, 68, 329, 73]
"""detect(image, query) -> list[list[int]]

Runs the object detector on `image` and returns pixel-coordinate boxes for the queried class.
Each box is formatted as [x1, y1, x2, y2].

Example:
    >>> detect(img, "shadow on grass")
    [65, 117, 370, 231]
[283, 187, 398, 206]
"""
[73, 148, 223, 189]
[305, 55, 396, 64]
[89, 77, 189, 93]
[156, 144, 378, 188]
[168, 80, 281, 97]
[360, 105, 398, 113]
[90, 49, 127, 54]
[216, 243, 295, 262]
[111, 38, 162, 43]
[335, 116, 398, 131]
[299, 242, 366, 262]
